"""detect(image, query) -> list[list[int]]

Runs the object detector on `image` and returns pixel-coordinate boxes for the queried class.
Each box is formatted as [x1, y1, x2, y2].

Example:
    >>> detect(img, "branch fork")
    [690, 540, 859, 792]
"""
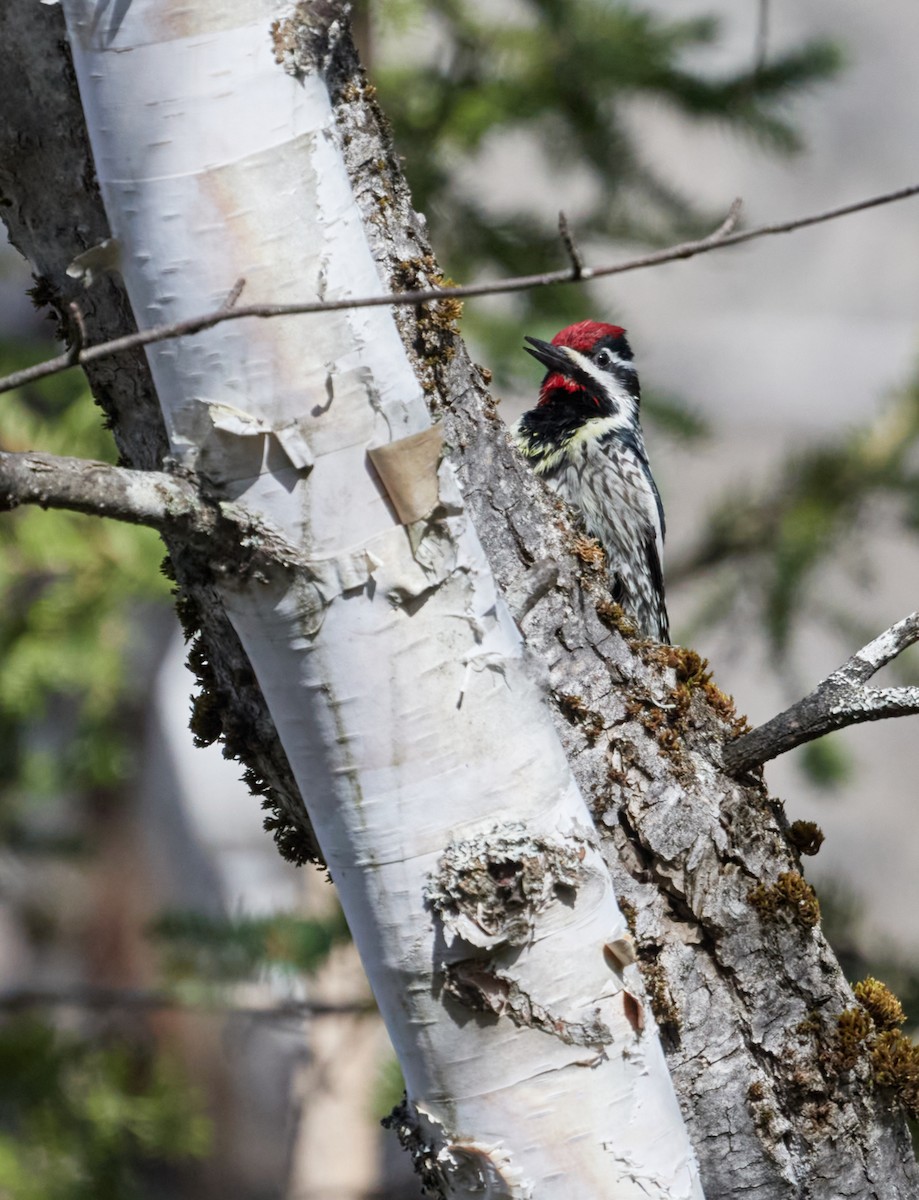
[725, 612, 919, 773]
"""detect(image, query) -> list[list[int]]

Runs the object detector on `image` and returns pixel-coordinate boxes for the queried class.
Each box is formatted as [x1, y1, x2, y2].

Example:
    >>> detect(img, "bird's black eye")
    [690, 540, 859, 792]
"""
[595, 348, 613, 368]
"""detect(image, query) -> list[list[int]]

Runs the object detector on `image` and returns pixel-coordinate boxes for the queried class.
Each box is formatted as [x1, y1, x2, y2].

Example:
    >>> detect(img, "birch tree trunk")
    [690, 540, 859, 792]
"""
[0, 3, 917, 1198]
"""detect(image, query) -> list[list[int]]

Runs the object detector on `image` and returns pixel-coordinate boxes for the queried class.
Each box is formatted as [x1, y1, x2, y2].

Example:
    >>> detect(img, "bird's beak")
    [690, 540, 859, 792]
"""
[523, 336, 573, 377]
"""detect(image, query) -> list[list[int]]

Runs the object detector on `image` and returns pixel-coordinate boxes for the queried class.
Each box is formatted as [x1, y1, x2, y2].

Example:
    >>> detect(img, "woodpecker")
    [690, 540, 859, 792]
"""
[512, 320, 670, 642]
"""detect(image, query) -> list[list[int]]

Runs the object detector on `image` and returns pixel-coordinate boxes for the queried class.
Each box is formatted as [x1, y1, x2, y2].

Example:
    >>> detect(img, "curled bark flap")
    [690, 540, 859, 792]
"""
[368, 424, 444, 524]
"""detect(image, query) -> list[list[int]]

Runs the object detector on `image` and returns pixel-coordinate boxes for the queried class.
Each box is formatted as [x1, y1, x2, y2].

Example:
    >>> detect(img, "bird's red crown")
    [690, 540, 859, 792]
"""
[551, 320, 626, 352]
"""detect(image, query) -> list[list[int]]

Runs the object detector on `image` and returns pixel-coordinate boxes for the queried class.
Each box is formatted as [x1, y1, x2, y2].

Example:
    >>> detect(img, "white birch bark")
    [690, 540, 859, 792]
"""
[56, 2, 703, 1195]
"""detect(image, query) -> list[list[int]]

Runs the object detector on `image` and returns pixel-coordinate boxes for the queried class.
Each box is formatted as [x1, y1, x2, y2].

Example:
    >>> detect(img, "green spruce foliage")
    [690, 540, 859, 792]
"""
[151, 907, 352, 984]
[374, 0, 842, 384]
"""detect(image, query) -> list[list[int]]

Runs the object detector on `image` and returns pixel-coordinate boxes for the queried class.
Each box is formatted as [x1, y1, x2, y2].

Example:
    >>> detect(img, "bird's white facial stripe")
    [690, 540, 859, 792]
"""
[563, 347, 638, 428]
[603, 352, 637, 373]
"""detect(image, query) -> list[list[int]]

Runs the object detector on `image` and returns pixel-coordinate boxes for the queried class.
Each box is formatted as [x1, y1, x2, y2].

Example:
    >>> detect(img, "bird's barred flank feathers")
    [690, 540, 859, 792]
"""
[513, 320, 670, 642]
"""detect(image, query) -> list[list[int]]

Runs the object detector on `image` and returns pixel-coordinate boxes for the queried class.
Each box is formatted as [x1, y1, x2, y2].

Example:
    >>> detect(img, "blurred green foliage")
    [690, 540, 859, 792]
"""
[674, 376, 919, 659]
[151, 907, 352, 984]
[0, 341, 171, 835]
[374, 0, 842, 389]
[372, 1054, 406, 1120]
[0, 344, 185, 1193]
[0, 1019, 209, 1200]
[796, 737, 852, 791]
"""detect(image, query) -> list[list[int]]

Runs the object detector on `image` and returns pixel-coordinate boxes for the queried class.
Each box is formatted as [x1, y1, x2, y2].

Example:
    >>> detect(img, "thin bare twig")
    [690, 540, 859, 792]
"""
[707, 197, 743, 242]
[66, 300, 87, 366]
[558, 211, 585, 279]
[725, 612, 919, 774]
[223, 276, 246, 309]
[1, 182, 918, 398]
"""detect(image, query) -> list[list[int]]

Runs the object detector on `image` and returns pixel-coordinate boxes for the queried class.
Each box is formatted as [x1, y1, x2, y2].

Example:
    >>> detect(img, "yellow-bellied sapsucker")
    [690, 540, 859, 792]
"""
[512, 320, 670, 642]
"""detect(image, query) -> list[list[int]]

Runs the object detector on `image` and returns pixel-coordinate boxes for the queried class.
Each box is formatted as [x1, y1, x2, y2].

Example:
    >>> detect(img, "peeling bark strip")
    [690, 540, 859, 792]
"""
[48, 2, 703, 1196]
[367, 425, 445, 524]
[442, 961, 614, 1051]
[383, 1098, 536, 1200]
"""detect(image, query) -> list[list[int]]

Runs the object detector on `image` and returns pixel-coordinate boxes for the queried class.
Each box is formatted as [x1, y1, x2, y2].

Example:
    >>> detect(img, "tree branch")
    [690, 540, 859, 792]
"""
[724, 611, 919, 773]
[557, 210, 585, 279]
[2, 182, 918, 398]
[0, 449, 213, 530]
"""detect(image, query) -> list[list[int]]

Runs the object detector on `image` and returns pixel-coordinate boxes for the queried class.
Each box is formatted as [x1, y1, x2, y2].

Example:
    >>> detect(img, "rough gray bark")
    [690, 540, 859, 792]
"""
[0, 450, 210, 529]
[1, 5, 917, 1197]
[317, 20, 919, 1199]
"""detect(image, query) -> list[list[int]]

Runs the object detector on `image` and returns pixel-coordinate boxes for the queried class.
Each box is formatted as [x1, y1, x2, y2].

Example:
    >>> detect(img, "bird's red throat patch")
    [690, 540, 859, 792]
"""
[538, 372, 581, 404]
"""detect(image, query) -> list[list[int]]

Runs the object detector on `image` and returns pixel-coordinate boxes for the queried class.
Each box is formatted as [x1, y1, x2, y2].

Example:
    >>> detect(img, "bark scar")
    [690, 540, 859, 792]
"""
[443, 959, 612, 1051]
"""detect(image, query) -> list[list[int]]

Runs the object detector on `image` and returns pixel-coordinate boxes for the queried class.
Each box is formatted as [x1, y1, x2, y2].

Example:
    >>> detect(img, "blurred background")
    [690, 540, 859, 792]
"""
[1, 1, 918, 1196]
